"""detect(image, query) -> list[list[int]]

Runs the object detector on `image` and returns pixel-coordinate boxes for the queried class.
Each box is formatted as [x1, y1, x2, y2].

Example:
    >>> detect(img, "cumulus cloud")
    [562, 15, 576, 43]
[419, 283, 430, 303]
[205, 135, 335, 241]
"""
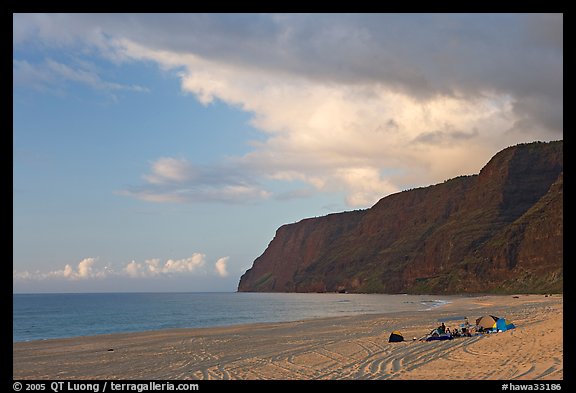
[14, 14, 563, 207]
[55, 257, 106, 280]
[122, 254, 207, 278]
[124, 260, 143, 278]
[123, 47, 515, 205]
[214, 257, 229, 278]
[14, 254, 230, 281]
[13, 257, 108, 281]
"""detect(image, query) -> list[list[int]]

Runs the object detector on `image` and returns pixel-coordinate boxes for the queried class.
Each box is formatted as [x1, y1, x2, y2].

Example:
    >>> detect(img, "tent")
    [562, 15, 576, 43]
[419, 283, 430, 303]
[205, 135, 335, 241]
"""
[476, 315, 499, 329]
[495, 318, 516, 332]
[389, 330, 404, 342]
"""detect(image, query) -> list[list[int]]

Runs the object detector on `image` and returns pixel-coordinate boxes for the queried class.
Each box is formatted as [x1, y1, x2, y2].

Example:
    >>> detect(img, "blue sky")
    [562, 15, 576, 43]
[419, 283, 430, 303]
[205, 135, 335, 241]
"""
[13, 14, 563, 293]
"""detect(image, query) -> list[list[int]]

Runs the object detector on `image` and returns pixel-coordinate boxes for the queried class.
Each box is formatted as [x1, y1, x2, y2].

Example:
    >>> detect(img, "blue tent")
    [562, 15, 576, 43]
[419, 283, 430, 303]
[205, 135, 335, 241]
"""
[495, 318, 516, 332]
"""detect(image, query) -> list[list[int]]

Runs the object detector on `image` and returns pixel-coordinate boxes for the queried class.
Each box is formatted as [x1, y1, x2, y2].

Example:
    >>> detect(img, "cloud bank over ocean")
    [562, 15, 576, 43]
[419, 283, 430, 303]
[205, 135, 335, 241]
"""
[14, 254, 229, 282]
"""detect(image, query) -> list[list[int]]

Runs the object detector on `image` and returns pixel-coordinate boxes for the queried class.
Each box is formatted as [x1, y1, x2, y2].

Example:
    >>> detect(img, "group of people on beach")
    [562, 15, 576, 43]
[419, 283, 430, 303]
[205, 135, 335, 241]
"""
[432, 317, 473, 338]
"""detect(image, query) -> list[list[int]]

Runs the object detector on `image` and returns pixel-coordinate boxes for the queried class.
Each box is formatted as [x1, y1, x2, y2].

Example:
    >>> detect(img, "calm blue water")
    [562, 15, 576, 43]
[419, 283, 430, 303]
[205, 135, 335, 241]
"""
[13, 292, 451, 342]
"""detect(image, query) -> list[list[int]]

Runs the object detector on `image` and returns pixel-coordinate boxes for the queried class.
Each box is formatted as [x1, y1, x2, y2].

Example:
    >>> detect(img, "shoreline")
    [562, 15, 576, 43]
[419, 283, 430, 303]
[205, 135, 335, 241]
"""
[13, 294, 562, 380]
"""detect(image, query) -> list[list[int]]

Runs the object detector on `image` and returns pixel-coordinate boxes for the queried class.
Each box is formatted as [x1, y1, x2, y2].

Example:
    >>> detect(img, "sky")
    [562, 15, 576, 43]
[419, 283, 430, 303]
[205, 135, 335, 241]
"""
[13, 13, 563, 293]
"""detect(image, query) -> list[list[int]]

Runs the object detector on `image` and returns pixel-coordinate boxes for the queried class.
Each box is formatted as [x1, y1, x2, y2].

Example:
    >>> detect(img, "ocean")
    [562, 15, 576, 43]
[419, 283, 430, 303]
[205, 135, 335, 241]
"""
[13, 292, 452, 342]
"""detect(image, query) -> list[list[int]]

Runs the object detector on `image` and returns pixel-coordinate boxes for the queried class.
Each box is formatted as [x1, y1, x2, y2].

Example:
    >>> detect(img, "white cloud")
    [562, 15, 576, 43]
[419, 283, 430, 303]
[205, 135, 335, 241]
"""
[163, 255, 206, 273]
[334, 167, 399, 207]
[118, 41, 523, 206]
[143, 157, 195, 185]
[13, 270, 35, 280]
[13, 254, 231, 282]
[215, 257, 229, 277]
[124, 260, 143, 278]
[53, 257, 104, 280]
[15, 257, 108, 281]
[124, 254, 206, 277]
[119, 156, 272, 204]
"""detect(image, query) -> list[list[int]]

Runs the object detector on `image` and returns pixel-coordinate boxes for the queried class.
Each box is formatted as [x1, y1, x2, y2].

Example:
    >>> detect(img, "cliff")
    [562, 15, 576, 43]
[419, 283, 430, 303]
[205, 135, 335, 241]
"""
[238, 140, 563, 294]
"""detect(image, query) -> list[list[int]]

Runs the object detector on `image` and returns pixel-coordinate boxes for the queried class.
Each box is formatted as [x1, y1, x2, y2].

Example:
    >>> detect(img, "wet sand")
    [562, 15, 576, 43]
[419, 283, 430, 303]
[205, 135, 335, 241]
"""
[13, 294, 562, 380]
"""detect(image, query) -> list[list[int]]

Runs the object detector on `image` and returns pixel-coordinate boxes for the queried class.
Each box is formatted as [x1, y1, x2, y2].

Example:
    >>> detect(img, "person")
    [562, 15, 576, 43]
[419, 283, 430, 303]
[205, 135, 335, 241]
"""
[438, 322, 446, 334]
[445, 327, 451, 336]
[462, 317, 470, 335]
[452, 328, 460, 337]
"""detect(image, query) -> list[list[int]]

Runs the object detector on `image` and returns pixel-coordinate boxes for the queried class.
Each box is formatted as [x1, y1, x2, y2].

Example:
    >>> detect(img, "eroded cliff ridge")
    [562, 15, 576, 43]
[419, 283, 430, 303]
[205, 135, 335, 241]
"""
[238, 141, 563, 294]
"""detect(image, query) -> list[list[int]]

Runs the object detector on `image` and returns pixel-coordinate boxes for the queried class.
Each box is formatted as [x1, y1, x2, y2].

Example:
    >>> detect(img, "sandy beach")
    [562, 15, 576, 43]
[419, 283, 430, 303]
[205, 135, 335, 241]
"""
[13, 294, 562, 380]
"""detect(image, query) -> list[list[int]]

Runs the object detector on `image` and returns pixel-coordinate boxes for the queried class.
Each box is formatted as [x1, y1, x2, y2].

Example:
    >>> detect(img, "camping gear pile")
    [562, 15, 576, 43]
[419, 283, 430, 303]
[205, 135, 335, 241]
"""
[425, 332, 453, 341]
[425, 324, 453, 341]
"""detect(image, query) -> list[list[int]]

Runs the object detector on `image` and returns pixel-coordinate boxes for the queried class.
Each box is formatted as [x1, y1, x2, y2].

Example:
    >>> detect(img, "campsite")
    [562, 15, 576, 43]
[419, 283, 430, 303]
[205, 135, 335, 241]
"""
[389, 314, 517, 343]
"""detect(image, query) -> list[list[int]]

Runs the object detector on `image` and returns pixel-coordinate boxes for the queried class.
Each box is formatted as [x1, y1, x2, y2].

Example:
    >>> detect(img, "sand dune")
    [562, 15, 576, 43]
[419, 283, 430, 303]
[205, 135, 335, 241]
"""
[13, 294, 562, 380]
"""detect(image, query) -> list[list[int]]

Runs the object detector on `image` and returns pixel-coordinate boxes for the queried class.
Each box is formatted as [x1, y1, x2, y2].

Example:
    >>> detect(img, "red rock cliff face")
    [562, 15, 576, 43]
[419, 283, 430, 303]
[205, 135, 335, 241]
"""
[238, 141, 563, 294]
[238, 211, 366, 292]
